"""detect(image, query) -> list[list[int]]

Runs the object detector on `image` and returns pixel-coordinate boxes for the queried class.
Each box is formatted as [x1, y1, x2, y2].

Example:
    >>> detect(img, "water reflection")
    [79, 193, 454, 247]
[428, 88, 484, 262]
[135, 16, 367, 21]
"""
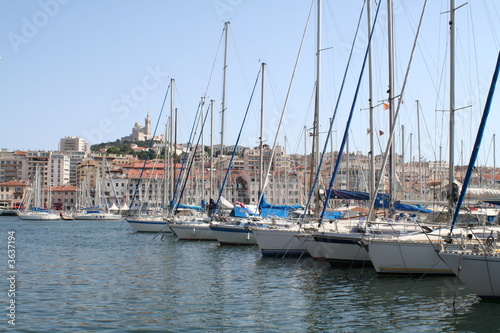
[1, 217, 499, 332]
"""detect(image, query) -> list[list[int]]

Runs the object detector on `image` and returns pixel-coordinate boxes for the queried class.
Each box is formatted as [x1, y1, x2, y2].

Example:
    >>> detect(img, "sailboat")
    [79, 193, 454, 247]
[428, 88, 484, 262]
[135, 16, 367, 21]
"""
[249, 0, 342, 257]
[366, 0, 500, 275]
[208, 62, 307, 246]
[437, 49, 500, 297]
[17, 166, 60, 221]
[300, 0, 400, 265]
[165, 81, 217, 240]
[73, 169, 122, 221]
[126, 83, 177, 233]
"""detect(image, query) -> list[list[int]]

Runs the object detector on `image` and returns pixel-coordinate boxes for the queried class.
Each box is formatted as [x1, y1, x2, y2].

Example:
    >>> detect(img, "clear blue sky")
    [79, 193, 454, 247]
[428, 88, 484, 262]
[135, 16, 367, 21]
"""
[1, 1, 499, 166]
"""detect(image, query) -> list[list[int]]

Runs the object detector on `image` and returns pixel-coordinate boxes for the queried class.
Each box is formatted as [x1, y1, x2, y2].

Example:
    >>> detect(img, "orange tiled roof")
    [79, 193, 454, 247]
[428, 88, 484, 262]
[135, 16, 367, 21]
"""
[0, 180, 27, 186]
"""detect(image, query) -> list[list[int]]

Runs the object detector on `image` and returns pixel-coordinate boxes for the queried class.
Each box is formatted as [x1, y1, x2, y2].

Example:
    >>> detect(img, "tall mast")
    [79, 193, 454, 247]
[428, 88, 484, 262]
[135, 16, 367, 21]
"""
[367, 0, 375, 217]
[259, 62, 266, 197]
[448, 0, 456, 214]
[210, 99, 215, 200]
[220, 21, 229, 193]
[410, 132, 413, 200]
[494, 134, 496, 185]
[303, 125, 307, 202]
[200, 96, 205, 205]
[169, 78, 175, 201]
[401, 124, 405, 198]
[309, 0, 322, 213]
[417, 100, 423, 199]
[163, 117, 169, 211]
[387, 0, 396, 209]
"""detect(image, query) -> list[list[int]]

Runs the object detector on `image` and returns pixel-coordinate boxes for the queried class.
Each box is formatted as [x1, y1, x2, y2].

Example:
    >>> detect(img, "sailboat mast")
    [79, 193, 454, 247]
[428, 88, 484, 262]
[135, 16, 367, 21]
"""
[303, 125, 307, 202]
[417, 99, 423, 199]
[210, 99, 215, 200]
[494, 134, 496, 184]
[387, 0, 396, 209]
[401, 124, 405, 197]
[200, 96, 205, 205]
[163, 116, 170, 211]
[259, 62, 266, 196]
[309, 0, 322, 213]
[169, 78, 175, 202]
[367, 0, 375, 216]
[220, 21, 229, 194]
[448, 0, 456, 214]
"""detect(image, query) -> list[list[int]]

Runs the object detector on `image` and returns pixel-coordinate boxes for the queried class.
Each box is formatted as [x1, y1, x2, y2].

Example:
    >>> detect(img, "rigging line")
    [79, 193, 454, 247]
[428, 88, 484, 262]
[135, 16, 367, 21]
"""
[449, 50, 500, 233]
[394, 258, 445, 302]
[317, 0, 379, 224]
[128, 82, 171, 216]
[174, 103, 212, 212]
[257, 0, 315, 209]
[468, 2, 483, 118]
[304, 0, 369, 221]
[136, 149, 162, 213]
[367, 0, 429, 221]
[168, 100, 204, 216]
[484, 1, 500, 48]
[214, 67, 262, 215]
[420, 105, 438, 161]
[203, 26, 226, 98]
[228, 26, 251, 98]
[266, 68, 284, 113]
[434, 10, 450, 160]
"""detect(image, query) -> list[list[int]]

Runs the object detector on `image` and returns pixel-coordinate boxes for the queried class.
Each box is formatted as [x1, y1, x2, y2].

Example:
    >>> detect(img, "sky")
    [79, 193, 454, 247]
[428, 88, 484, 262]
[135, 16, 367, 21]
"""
[1, 0, 500, 167]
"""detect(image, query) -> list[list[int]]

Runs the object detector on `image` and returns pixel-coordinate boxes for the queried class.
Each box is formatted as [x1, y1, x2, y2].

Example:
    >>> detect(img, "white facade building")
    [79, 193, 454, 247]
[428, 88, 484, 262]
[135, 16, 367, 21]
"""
[59, 136, 90, 154]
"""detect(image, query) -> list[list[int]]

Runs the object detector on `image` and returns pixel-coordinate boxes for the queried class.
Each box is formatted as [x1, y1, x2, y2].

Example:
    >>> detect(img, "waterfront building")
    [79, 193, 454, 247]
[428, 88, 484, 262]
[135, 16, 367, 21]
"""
[58, 136, 91, 154]
[48, 185, 77, 211]
[26, 151, 51, 187]
[0, 150, 26, 183]
[0, 180, 27, 209]
[67, 151, 88, 186]
[49, 153, 70, 186]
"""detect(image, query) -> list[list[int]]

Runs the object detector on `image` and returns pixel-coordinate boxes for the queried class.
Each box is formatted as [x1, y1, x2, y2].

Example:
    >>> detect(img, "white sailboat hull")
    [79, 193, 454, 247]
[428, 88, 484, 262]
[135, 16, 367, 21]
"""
[17, 211, 60, 220]
[439, 250, 500, 299]
[367, 238, 453, 274]
[168, 222, 216, 241]
[312, 232, 370, 265]
[126, 217, 170, 233]
[73, 213, 122, 220]
[251, 227, 310, 256]
[367, 227, 500, 275]
[209, 222, 256, 245]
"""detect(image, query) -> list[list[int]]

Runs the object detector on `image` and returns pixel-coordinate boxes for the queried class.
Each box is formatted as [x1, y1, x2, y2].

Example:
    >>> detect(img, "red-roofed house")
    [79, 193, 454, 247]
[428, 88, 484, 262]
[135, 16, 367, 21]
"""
[0, 180, 27, 209]
[46, 185, 77, 211]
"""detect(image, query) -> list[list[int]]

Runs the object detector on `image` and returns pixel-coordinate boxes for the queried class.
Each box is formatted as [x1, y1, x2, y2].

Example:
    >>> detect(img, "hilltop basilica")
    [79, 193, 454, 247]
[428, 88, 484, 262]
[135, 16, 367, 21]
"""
[121, 110, 164, 142]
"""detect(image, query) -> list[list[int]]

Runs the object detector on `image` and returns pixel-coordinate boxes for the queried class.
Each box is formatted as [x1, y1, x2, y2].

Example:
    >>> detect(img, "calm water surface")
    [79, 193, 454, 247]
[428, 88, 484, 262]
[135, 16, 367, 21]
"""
[1, 216, 499, 332]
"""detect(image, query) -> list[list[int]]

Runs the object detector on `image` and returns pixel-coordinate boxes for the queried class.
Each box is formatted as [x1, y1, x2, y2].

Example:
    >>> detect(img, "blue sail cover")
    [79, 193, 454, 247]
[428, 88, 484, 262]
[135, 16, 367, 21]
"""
[322, 210, 343, 220]
[175, 203, 203, 211]
[32, 207, 50, 213]
[327, 189, 432, 214]
[258, 194, 303, 218]
[230, 205, 258, 218]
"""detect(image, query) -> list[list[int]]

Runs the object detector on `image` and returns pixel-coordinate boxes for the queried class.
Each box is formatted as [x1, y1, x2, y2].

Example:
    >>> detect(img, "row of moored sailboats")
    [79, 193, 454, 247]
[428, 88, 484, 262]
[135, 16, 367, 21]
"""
[128, 0, 500, 302]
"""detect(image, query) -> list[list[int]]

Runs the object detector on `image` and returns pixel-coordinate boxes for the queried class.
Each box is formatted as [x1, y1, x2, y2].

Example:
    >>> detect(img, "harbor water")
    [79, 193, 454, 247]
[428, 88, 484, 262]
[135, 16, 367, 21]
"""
[1, 216, 499, 332]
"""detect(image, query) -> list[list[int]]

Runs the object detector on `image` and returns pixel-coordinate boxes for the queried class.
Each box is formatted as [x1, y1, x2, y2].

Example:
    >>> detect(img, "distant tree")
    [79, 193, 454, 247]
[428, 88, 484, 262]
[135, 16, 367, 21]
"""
[137, 151, 149, 160]
[120, 147, 134, 155]
[107, 147, 120, 154]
